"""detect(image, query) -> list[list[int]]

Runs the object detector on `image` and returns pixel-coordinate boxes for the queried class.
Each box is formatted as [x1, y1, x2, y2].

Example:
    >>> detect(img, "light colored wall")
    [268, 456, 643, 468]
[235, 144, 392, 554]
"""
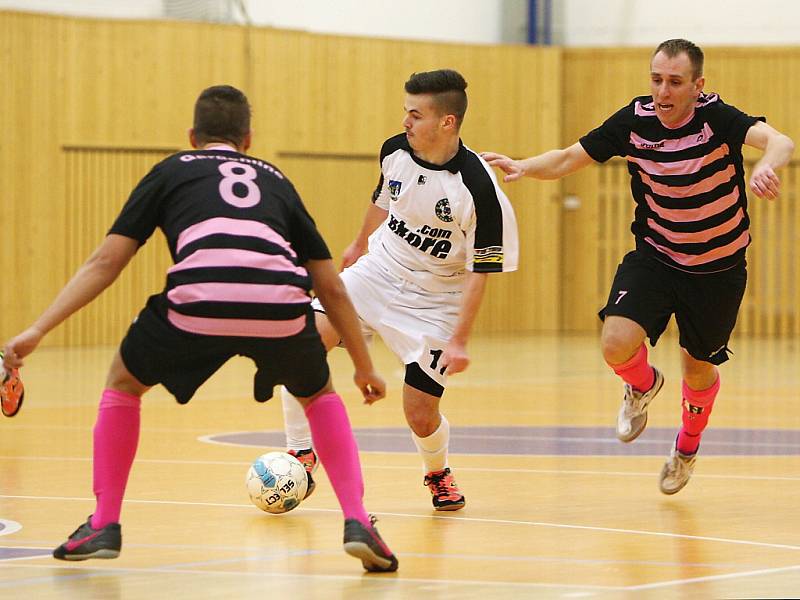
[0, 0, 528, 44]
[552, 0, 800, 46]
[3, 0, 800, 46]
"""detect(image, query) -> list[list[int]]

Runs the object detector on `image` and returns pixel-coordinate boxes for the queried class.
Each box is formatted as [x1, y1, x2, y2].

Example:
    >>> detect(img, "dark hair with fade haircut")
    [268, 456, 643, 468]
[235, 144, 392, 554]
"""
[404, 69, 468, 126]
[193, 85, 251, 147]
[653, 39, 704, 80]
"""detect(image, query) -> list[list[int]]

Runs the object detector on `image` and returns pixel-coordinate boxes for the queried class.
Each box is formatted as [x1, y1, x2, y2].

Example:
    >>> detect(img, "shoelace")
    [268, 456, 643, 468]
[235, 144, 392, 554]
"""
[425, 471, 459, 499]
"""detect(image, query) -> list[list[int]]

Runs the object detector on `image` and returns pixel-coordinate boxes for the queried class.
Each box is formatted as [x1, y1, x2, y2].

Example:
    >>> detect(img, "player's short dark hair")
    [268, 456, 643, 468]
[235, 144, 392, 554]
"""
[193, 85, 251, 147]
[404, 69, 468, 126]
[653, 39, 704, 80]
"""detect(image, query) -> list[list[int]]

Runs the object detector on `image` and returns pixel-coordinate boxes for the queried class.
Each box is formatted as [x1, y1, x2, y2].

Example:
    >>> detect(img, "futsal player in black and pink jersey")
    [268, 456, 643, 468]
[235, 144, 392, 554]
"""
[482, 39, 794, 494]
[2, 85, 398, 572]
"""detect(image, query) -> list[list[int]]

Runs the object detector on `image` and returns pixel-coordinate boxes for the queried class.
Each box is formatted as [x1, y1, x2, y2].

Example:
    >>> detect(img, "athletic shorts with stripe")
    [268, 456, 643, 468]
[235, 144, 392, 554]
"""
[120, 295, 329, 404]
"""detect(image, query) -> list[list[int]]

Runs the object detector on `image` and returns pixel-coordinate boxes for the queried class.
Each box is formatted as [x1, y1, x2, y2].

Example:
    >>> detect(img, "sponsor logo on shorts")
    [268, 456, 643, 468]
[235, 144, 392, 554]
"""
[386, 215, 452, 259]
[473, 246, 504, 264]
[388, 180, 402, 201]
[435, 198, 454, 222]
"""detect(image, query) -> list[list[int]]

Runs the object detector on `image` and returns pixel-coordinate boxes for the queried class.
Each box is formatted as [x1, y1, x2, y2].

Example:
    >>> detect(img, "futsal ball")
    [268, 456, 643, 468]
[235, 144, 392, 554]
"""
[245, 451, 308, 514]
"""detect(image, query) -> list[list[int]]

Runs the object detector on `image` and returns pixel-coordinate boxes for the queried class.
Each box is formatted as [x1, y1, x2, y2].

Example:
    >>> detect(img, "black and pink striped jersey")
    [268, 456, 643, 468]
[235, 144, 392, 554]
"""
[580, 93, 764, 273]
[109, 146, 331, 337]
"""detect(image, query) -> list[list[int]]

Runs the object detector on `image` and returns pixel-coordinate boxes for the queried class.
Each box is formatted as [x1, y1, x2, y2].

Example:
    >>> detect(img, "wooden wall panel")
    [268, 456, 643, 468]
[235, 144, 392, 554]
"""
[5, 10, 795, 345]
[60, 148, 175, 346]
[1, 10, 561, 347]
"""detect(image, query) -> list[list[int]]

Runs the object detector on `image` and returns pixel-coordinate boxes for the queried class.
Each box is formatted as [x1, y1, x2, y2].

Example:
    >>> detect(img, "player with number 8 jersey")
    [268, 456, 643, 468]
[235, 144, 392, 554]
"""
[2, 85, 397, 572]
[111, 143, 322, 346]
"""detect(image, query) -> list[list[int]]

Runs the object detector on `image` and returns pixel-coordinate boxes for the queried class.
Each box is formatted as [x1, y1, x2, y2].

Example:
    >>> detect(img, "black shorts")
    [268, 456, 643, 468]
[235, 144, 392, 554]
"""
[598, 250, 747, 365]
[120, 295, 330, 404]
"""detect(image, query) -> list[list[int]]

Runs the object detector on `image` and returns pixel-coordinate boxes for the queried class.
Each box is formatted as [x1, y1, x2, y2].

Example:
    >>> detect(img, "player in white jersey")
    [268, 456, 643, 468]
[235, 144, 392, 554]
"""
[282, 69, 519, 510]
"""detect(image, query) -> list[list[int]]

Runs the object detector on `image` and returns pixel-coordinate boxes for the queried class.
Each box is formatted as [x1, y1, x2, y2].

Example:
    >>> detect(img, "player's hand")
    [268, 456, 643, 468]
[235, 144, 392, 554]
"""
[440, 341, 470, 376]
[3, 327, 45, 370]
[749, 165, 781, 199]
[340, 240, 367, 271]
[354, 370, 386, 405]
[480, 152, 525, 182]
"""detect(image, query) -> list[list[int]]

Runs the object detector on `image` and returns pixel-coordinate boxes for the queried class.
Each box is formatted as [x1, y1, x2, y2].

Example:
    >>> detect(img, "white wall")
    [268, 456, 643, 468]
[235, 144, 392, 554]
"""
[552, 0, 800, 46]
[0, 0, 528, 44]
[2, 0, 799, 46]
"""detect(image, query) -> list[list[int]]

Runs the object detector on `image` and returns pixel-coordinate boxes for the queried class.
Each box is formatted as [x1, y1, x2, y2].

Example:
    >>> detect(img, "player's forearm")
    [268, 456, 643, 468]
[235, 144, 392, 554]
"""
[308, 259, 375, 372]
[450, 271, 488, 346]
[31, 236, 135, 335]
[758, 133, 795, 171]
[319, 289, 374, 372]
[517, 149, 573, 180]
[353, 204, 389, 247]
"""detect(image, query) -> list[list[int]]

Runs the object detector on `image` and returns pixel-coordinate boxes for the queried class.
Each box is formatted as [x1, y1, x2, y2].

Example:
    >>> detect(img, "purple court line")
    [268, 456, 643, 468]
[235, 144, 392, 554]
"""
[207, 426, 800, 456]
[0, 548, 51, 560]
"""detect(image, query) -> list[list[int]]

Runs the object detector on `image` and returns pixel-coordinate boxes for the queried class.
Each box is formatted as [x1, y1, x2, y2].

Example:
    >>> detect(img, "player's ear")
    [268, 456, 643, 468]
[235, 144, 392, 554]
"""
[188, 128, 199, 149]
[242, 131, 252, 152]
[694, 76, 705, 97]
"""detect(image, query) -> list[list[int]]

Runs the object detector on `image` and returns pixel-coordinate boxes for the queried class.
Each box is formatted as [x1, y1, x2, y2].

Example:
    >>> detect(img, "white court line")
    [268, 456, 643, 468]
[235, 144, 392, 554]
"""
[624, 562, 800, 591]
[3, 454, 800, 482]
[3, 493, 800, 552]
[0, 561, 619, 593]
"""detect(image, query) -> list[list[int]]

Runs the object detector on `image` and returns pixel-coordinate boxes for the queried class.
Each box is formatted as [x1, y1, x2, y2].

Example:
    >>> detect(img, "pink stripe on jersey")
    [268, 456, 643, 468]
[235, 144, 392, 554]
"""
[167, 309, 306, 338]
[644, 230, 750, 266]
[644, 189, 740, 223]
[640, 164, 736, 198]
[167, 282, 309, 305]
[176, 217, 297, 258]
[168, 248, 308, 276]
[634, 100, 656, 117]
[627, 144, 730, 176]
[630, 122, 714, 152]
[646, 208, 745, 245]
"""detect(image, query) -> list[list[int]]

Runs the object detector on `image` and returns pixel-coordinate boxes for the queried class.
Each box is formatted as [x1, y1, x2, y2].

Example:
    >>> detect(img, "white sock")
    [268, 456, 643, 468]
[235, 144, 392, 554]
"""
[281, 386, 313, 451]
[411, 414, 450, 474]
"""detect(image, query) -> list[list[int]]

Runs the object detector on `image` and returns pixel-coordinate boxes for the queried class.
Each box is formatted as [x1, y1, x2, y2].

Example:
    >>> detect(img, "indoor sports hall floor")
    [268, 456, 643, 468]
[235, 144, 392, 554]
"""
[1, 332, 799, 598]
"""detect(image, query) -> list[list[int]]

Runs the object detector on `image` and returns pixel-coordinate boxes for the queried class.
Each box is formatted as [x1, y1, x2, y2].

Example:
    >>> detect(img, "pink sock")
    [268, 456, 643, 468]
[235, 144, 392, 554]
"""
[676, 376, 719, 455]
[304, 392, 370, 525]
[609, 344, 655, 393]
[91, 389, 141, 529]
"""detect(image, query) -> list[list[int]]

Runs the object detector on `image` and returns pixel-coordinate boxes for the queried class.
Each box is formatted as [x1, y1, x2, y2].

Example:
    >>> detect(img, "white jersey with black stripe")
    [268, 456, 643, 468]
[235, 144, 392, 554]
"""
[368, 133, 518, 293]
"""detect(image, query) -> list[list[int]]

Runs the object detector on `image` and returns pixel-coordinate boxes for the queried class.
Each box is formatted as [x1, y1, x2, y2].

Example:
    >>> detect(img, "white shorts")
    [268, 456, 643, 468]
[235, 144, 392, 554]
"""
[312, 253, 461, 388]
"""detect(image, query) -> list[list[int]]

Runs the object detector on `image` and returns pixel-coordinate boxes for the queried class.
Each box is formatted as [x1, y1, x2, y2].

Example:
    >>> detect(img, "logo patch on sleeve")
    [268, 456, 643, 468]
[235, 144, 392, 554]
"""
[388, 180, 403, 201]
[474, 246, 504, 264]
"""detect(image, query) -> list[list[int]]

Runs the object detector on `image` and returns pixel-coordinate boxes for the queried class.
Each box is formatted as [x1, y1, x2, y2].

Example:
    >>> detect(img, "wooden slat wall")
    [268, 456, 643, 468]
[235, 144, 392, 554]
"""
[3, 11, 798, 346]
[0, 10, 561, 346]
[561, 47, 800, 336]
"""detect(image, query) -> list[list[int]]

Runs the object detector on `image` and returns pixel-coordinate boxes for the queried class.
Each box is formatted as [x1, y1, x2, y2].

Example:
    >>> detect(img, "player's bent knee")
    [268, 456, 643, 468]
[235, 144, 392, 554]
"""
[404, 363, 444, 398]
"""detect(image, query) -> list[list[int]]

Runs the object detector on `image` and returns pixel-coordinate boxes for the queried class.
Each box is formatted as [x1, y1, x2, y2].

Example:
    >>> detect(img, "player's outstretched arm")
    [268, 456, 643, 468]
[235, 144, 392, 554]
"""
[481, 142, 594, 182]
[340, 204, 388, 270]
[744, 121, 795, 200]
[305, 258, 386, 404]
[440, 271, 488, 376]
[2, 234, 139, 370]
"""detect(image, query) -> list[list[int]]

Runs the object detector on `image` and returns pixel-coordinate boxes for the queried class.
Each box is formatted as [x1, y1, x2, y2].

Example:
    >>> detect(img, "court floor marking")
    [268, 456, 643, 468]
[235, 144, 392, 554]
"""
[3, 454, 800, 483]
[3, 493, 800, 553]
[0, 561, 620, 593]
[623, 562, 800, 592]
[1, 553, 798, 595]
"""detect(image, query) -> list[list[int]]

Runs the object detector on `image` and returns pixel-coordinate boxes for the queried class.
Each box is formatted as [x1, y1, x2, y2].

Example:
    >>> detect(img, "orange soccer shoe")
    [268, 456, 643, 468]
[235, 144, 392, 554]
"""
[0, 352, 25, 417]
